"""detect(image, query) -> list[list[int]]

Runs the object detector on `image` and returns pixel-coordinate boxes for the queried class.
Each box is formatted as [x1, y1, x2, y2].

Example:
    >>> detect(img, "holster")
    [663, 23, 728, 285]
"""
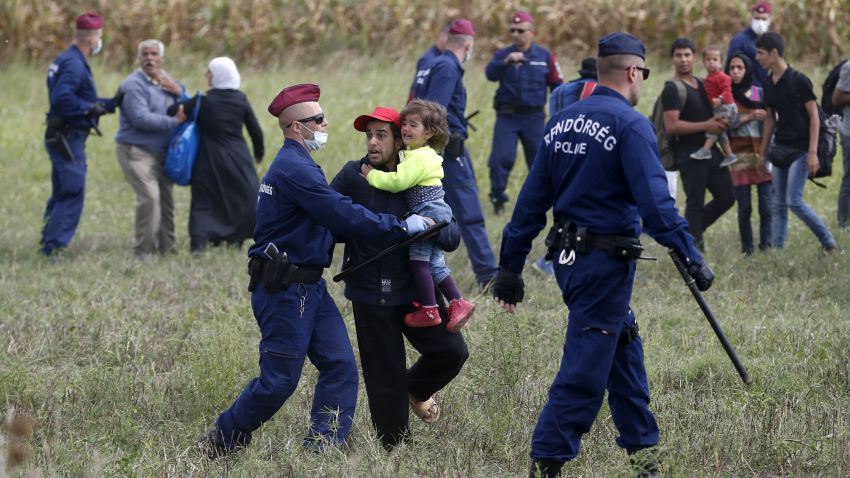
[247, 255, 323, 293]
[44, 115, 74, 161]
[444, 134, 465, 159]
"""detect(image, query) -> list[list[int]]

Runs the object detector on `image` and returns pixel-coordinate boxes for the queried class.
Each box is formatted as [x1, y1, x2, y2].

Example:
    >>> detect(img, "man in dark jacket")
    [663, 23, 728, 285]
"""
[330, 106, 469, 450]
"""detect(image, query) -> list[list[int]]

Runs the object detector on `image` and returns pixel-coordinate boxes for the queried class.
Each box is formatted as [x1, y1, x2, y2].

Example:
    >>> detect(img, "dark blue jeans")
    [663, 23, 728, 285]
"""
[735, 182, 772, 253]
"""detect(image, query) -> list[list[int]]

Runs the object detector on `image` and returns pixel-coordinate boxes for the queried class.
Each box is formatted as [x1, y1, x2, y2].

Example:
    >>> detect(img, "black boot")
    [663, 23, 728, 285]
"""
[627, 447, 659, 478]
[197, 429, 246, 459]
[528, 459, 563, 478]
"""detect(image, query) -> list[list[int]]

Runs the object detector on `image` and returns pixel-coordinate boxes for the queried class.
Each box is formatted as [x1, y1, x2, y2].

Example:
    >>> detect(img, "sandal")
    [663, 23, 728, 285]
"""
[409, 394, 440, 424]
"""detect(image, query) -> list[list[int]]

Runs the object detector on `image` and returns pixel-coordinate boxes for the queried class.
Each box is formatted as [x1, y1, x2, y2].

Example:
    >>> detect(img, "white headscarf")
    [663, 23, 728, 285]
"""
[208, 57, 240, 90]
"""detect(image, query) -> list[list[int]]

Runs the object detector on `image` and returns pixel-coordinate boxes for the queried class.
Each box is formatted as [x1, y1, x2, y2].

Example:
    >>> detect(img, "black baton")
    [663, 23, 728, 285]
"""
[333, 221, 449, 282]
[669, 249, 752, 385]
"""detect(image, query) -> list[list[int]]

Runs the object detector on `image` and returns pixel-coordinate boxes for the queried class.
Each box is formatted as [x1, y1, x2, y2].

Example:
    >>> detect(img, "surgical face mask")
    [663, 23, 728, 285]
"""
[92, 37, 103, 56]
[464, 45, 473, 63]
[751, 19, 770, 36]
[299, 123, 328, 151]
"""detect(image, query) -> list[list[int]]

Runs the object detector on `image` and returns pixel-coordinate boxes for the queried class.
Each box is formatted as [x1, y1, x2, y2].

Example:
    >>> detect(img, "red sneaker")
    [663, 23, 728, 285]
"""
[446, 298, 475, 333]
[404, 304, 441, 328]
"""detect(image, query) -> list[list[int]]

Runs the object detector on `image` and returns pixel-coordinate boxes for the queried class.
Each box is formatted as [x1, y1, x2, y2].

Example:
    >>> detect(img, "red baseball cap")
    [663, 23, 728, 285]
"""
[448, 19, 475, 37]
[353, 106, 400, 131]
[75, 12, 104, 30]
[752, 1, 772, 13]
[268, 83, 320, 118]
[512, 11, 534, 24]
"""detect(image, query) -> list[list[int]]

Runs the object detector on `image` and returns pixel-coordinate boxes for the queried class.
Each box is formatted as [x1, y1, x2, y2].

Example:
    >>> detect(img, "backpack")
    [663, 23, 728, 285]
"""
[650, 79, 686, 171]
[550, 79, 597, 115]
[164, 93, 202, 186]
[821, 59, 848, 118]
[810, 106, 839, 185]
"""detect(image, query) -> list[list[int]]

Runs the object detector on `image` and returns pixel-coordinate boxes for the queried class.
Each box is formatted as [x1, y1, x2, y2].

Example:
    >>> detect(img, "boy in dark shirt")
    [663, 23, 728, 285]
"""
[756, 32, 836, 251]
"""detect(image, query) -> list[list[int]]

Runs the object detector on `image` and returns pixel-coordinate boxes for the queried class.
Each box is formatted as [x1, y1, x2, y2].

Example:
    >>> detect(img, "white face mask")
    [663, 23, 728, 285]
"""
[463, 45, 474, 63]
[299, 123, 328, 151]
[751, 19, 770, 36]
[91, 37, 103, 56]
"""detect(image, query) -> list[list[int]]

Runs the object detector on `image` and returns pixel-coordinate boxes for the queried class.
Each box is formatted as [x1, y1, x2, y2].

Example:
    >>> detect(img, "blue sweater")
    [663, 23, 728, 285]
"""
[114, 70, 182, 154]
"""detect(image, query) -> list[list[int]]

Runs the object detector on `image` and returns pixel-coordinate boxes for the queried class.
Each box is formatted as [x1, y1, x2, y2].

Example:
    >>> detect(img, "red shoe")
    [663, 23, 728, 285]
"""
[404, 303, 441, 328]
[446, 298, 475, 333]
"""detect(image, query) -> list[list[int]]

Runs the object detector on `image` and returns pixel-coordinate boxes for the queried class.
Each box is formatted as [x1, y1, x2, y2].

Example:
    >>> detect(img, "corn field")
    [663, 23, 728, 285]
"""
[2, 0, 848, 66]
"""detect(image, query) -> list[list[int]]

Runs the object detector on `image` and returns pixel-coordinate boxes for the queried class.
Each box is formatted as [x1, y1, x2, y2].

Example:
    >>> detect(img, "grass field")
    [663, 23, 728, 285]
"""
[1, 52, 849, 477]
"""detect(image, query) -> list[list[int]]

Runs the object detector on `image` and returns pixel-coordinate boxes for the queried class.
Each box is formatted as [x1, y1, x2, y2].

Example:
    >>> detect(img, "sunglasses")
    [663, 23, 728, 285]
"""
[509, 28, 527, 34]
[287, 113, 325, 129]
[626, 65, 651, 80]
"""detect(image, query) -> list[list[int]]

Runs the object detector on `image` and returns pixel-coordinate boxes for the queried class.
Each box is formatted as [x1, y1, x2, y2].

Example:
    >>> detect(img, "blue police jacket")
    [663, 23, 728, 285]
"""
[485, 43, 562, 108]
[411, 51, 469, 138]
[499, 86, 702, 273]
[727, 29, 768, 87]
[46, 45, 114, 129]
[248, 138, 409, 267]
[408, 45, 443, 99]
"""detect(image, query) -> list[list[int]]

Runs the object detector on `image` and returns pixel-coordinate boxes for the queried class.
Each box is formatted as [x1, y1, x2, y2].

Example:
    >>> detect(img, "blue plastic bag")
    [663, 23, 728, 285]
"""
[164, 94, 202, 186]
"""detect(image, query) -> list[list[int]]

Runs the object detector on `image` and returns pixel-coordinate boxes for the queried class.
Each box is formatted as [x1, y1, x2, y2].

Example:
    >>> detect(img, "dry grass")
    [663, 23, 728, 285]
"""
[2, 0, 848, 66]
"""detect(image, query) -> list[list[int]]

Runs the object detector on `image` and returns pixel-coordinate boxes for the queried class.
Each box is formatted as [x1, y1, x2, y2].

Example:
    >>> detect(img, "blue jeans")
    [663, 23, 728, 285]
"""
[735, 182, 772, 253]
[770, 153, 836, 248]
[838, 134, 850, 227]
[409, 199, 453, 283]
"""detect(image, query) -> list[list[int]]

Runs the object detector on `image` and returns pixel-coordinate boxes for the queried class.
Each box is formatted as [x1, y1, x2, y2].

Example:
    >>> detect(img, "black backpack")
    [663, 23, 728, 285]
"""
[649, 79, 686, 171]
[811, 106, 839, 185]
[821, 59, 848, 118]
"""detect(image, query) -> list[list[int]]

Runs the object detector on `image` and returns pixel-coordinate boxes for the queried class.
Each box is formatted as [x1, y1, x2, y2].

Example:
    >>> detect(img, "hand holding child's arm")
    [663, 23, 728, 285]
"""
[360, 163, 374, 179]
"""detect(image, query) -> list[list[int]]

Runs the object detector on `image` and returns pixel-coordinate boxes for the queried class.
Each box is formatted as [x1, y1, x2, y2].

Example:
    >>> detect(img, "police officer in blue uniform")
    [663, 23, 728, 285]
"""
[411, 18, 499, 289]
[198, 84, 432, 456]
[41, 12, 117, 257]
[408, 22, 451, 101]
[485, 11, 562, 214]
[492, 33, 714, 477]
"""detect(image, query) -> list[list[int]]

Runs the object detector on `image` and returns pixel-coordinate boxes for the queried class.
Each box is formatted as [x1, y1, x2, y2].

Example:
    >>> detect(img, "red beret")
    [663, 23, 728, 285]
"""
[75, 12, 104, 30]
[268, 83, 321, 118]
[512, 11, 534, 24]
[353, 106, 400, 131]
[752, 1, 772, 13]
[448, 19, 475, 37]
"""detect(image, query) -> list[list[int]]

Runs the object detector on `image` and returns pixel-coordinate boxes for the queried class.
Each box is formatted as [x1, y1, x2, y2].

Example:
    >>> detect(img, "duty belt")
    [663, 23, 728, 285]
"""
[493, 100, 544, 115]
[545, 220, 644, 263]
[248, 255, 323, 293]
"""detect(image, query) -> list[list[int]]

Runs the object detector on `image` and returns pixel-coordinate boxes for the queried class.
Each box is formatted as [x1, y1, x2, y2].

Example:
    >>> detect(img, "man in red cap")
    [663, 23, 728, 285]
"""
[329, 106, 468, 450]
[198, 85, 434, 457]
[40, 12, 118, 258]
[727, 1, 773, 86]
[485, 11, 562, 215]
[411, 18, 500, 291]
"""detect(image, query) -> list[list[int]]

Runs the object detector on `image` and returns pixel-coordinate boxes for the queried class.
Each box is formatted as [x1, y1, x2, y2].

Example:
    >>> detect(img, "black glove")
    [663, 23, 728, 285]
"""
[113, 89, 125, 109]
[434, 217, 461, 252]
[87, 101, 109, 118]
[492, 268, 524, 305]
[688, 261, 714, 292]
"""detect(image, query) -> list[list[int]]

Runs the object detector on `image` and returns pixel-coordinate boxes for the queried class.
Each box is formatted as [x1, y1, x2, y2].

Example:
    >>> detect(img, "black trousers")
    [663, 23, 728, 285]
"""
[678, 151, 736, 249]
[352, 301, 469, 449]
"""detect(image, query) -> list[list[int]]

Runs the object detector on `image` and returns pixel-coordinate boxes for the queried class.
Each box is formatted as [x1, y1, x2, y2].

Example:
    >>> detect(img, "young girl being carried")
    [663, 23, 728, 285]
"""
[361, 99, 475, 332]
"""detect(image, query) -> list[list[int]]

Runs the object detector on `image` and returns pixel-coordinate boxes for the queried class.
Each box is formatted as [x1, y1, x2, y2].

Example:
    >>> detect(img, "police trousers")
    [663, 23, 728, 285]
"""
[442, 147, 498, 285]
[532, 250, 659, 463]
[487, 111, 545, 202]
[216, 280, 358, 448]
[352, 302, 468, 449]
[41, 130, 88, 255]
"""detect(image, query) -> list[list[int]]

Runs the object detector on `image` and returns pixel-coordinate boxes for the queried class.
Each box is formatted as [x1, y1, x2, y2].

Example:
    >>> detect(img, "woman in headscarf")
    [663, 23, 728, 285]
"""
[726, 52, 772, 254]
[173, 57, 264, 251]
